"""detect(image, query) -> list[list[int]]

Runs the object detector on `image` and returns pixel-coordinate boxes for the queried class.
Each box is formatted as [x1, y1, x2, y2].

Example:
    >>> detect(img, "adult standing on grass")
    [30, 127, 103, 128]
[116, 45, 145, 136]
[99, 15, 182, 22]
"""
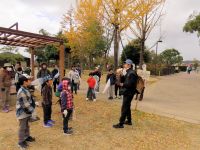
[92, 66, 101, 93]
[37, 63, 51, 79]
[0, 63, 12, 113]
[113, 59, 138, 128]
[68, 66, 80, 95]
[51, 64, 59, 92]
[16, 74, 35, 149]
[106, 68, 116, 100]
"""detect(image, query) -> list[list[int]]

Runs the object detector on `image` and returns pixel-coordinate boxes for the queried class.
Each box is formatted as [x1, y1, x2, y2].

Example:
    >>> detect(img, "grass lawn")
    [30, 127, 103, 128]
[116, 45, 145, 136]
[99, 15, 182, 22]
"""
[0, 72, 200, 150]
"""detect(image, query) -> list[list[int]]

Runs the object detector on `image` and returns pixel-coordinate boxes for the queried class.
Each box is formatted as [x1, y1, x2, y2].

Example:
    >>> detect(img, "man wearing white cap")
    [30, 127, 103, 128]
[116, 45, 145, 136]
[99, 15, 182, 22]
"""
[0, 63, 12, 112]
[113, 59, 138, 128]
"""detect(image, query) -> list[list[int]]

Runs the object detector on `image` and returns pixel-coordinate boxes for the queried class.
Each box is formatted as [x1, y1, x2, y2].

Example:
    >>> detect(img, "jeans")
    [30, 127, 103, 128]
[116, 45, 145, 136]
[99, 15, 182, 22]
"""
[63, 109, 73, 132]
[87, 88, 96, 100]
[53, 80, 58, 93]
[119, 93, 134, 125]
[71, 80, 77, 94]
[115, 84, 121, 97]
[42, 104, 52, 124]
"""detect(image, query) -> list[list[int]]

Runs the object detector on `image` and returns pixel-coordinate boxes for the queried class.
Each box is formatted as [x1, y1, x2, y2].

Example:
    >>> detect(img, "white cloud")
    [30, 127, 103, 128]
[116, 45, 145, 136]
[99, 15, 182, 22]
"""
[0, 0, 199, 60]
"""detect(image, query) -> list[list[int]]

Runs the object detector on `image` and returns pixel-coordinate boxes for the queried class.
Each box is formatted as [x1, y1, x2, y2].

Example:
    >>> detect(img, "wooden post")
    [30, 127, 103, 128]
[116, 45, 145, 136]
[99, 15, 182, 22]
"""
[30, 47, 35, 78]
[59, 43, 65, 81]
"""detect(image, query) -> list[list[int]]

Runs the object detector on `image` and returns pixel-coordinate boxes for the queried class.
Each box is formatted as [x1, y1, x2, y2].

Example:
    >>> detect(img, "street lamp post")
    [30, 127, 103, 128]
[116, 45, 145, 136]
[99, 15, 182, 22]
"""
[155, 40, 162, 75]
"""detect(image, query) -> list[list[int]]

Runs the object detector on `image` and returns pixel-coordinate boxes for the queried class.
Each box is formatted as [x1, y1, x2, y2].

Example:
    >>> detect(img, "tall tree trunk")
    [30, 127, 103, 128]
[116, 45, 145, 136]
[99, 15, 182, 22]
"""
[114, 26, 119, 70]
[139, 39, 145, 69]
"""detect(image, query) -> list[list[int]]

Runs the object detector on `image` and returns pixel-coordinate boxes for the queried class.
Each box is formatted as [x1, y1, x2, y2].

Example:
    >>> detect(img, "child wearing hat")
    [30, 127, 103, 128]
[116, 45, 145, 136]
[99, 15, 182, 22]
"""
[16, 74, 36, 149]
[60, 78, 74, 135]
[41, 76, 54, 127]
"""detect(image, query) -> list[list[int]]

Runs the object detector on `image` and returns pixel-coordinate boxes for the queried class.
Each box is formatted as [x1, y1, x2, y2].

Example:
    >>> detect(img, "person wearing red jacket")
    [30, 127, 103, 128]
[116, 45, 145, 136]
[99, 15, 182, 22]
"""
[86, 73, 96, 101]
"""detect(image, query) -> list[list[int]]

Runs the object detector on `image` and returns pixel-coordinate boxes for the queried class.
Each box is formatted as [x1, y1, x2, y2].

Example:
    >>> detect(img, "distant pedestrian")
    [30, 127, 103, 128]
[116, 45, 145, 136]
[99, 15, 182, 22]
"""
[106, 68, 116, 100]
[92, 66, 101, 92]
[115, 67, 123, 99]
[0, 63, 12, 113]
[37, 63, 51, 79]
[86, 73, 96, 101]
[51, 64, 59, 92]
[68, 66, 80, 94]
[187, 64, 192, 74]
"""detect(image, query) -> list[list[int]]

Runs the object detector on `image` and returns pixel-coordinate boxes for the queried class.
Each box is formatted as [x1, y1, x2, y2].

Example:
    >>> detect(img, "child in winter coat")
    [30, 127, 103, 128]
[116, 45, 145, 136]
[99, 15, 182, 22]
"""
[41, 76, 54, 127]
[86, 73, 96, 101]
[16, 74, 35, 149]
[60, 79, 74, 135]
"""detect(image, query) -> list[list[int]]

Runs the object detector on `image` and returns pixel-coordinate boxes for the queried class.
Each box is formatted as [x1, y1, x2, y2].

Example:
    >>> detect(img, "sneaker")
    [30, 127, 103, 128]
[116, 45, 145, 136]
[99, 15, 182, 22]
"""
[118, 96, 121, 99]
[25, 136, 35, 142]
[124, 121, 133, 125]
[113, 123, 124, 128]
[108, 97, 113, 100]
[48, 120, 55, 124]
[115, 96, 117, 99]
[63, 130, 73, 135]
[93, 99, 96, 102]
[29, 116, 40, 122]
[86, 98, 89, 101]
[18, 141, 28, 150]
[43, 123, 53, 128]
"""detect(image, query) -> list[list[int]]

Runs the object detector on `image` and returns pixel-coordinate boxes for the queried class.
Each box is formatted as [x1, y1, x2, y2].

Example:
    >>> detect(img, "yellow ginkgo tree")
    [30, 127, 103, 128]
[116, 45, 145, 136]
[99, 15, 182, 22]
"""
[130, 0, 166, 68]
[62, 0, 106, 67]
[102, 0, 146, 69]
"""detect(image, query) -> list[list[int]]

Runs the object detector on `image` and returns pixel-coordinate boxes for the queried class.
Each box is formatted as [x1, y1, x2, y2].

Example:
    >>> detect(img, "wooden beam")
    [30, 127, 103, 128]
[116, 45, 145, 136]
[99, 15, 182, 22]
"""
[0, 27, 62, 42]
[30, 47, 35, 79]
[59, 43, 65, 81]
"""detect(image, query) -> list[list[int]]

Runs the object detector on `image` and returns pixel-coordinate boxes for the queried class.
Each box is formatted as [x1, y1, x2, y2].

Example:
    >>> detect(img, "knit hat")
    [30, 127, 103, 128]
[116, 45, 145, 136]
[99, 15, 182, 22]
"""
[62, 80, 70, 90]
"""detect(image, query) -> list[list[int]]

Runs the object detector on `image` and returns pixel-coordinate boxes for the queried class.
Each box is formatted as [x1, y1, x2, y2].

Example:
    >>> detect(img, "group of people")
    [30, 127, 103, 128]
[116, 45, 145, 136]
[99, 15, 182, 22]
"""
[0, 59, 144, 149]
[16, 63, 80, 149]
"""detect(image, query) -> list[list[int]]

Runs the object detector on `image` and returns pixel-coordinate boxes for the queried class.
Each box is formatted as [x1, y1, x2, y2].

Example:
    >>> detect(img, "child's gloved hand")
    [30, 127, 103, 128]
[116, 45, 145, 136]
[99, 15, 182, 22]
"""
[35, 101, 40, 107]
[63, 110, 67, 117]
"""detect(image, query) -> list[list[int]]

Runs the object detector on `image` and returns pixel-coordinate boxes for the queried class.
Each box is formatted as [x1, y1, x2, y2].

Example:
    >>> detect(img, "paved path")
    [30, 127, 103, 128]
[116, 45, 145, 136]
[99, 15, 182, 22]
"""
[137, 72, 200, 124]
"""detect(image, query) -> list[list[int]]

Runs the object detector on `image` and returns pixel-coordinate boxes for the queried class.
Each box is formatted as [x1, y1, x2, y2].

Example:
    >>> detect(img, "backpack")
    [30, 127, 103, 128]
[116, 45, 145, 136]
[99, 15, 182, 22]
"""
[110, 74, 116, 85]
[136, 76, 145, 94]
[73, 73, 80, 84]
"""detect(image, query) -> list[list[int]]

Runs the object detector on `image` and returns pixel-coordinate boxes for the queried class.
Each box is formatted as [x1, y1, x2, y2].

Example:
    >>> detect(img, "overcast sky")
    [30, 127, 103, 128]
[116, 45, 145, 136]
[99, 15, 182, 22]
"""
[0, 0, 199, 60]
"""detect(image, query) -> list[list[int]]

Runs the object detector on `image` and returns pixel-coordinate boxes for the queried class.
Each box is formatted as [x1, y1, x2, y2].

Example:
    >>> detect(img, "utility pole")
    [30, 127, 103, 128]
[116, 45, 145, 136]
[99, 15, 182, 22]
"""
[155, 40, 162, 75]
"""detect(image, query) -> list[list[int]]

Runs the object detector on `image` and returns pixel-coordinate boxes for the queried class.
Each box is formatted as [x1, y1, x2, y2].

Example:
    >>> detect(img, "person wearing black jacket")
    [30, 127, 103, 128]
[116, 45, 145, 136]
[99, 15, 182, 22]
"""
[51, 64, 59, 92]
[106, 68, 116, 100]
[113, 59, 138, 128]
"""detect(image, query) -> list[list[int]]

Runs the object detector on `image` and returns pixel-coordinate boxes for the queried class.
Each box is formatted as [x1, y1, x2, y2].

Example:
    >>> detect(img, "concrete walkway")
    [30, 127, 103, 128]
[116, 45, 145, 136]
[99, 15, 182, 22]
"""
[136, 72, 200, 124]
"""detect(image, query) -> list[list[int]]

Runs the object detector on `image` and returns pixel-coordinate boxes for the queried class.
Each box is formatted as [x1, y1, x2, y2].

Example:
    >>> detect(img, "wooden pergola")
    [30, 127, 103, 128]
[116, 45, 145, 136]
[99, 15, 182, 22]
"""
[0, 23, 65, 80]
